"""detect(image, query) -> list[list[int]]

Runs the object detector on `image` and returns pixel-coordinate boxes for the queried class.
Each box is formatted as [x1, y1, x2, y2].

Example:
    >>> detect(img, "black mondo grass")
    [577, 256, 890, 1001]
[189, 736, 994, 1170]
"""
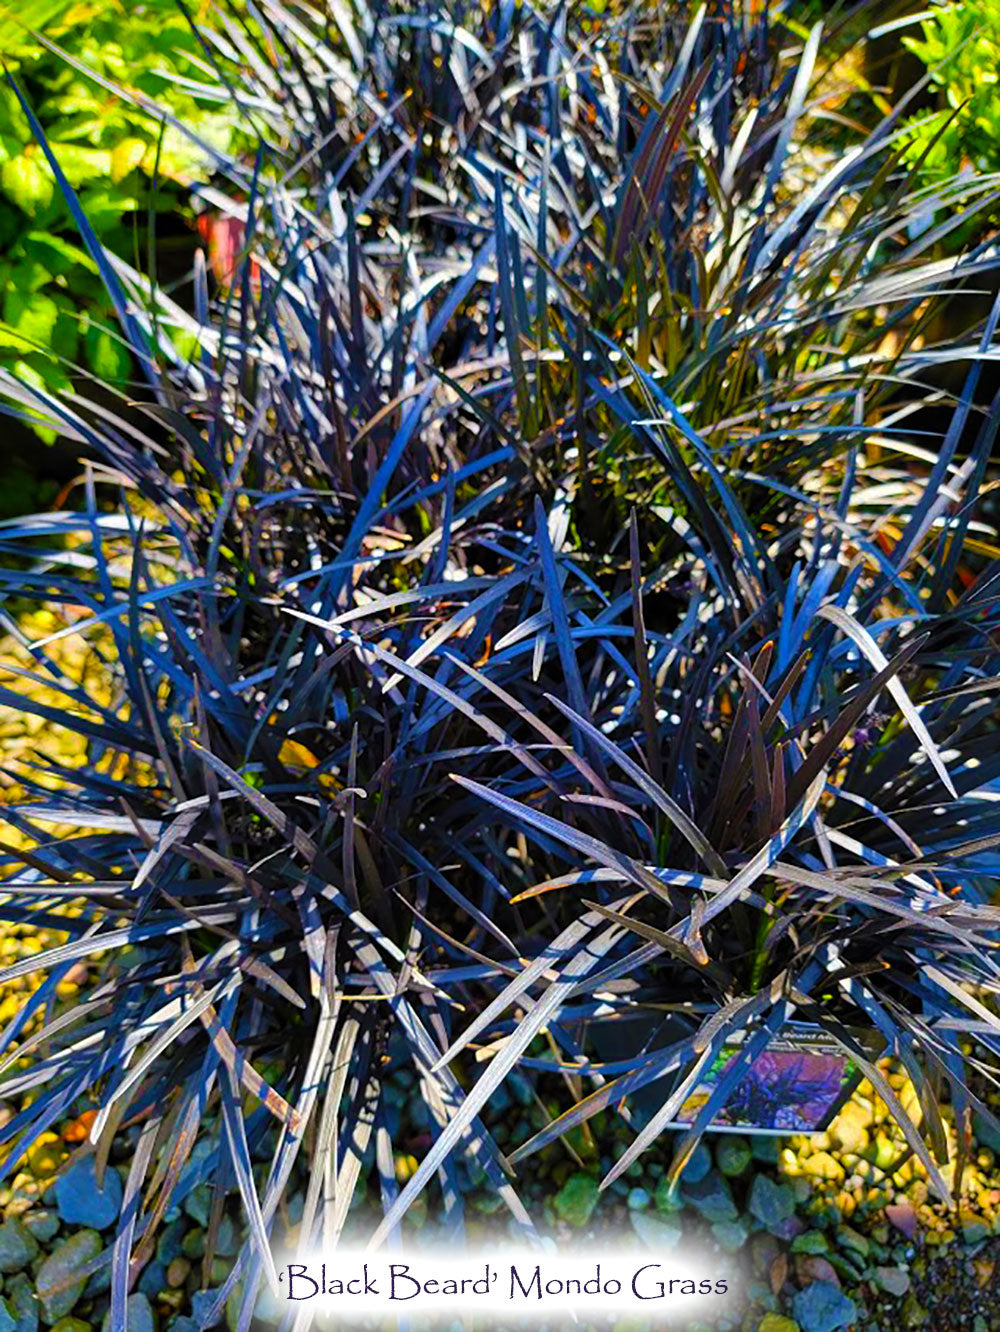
[0, 0, 998, 1325]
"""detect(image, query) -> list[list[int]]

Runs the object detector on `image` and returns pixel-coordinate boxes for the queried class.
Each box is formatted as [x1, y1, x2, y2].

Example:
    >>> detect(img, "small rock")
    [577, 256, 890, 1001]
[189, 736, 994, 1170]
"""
[181, 1228, 204, 1261]
[50, 1320, 92, 1332]
[790, 1231, 828, 1255]
[36, 1230, 102, 1322]
[191, 1289, 224, 1328]
[830, 1102, 871, 1154]
[25, 1135, 64, 1180]
[749, 1175, 796, 1232]
[626, 1187, 650, 1211]
[0, 1300, 17, 1332]
[769, 1251, 788, 1295]
[137, 1261, 167, 1299]
[167, 1257, 191, 1288]
[0, 1219, 38, 1274]
[752, 1137, 779, 1165]
[836, 1225, 869, 1257]
[22, 1212, 59, 1244]
[5, 1271, 37, 1332]
[875, 1266, 910, 1297]
[630, 1209, 683, 1250]
[960, 1207, 990, 1244]
[182, 1186, 212, 1227]
[155, 1218, 187, 1266]
[675, 1142, 712, 1184]
[711, 1217, 749, 1252]
[653, 1176, 682, 1214]
[796, 1256, 840, 1289]
[716, 1136, 752, 1177]
[552, 1174, 599, 1228]
[214, 1217, 238, 1257]
[802, 1152, 844, 1184]
[791, 1280, 856, 1332]
[973, 1256, 994, 1288]
[684, 1170, 737, 1223]
[973, 1113, 1000, 1155]
[757, 1318, 801, 1332]
[100, 1295, 153, 1332]
[885, 1201, 918, 1240]
[55, 1159, 122, 1231]
[900, 1291, 929, 1328]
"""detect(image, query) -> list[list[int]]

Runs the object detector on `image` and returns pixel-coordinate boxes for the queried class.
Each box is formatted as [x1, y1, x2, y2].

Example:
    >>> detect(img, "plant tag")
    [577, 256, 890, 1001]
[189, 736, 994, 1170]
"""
[670, 1023, 884, 1135]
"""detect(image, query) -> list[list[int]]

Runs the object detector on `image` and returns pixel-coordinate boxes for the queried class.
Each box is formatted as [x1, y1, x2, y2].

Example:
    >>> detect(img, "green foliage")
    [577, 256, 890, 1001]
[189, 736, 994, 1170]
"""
[902, 0, 1000, 182]
[0, 1, 240, 432]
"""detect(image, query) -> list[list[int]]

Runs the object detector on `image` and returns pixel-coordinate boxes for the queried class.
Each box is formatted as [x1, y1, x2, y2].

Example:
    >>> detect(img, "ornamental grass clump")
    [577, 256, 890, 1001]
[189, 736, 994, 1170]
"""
[0, 0, 998, 1324]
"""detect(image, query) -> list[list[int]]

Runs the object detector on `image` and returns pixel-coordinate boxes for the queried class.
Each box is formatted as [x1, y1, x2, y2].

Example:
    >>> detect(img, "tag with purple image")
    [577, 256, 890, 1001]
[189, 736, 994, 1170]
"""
[670, 1025, 883, 1135]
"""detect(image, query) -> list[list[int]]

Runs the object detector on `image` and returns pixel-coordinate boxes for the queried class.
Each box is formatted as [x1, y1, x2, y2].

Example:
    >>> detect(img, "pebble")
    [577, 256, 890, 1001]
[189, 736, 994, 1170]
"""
[711, 1217, 749, 1252]
[100, 1294, 153, 1332]
[757, 1318, 801, 1332]
[791, 1280, 856, 1332]
[0, 1220, 37, 1274]
[22, 1211, 59, 1244]
[55, 1159, 122, 1231]
[630, 1209, 683, 1250]
[36, 1229, 101, 1322]
[795, 1256, 841, 1289]
[875, 1266, 910, 1296]
[749, 1175, 796, 1232]
[25, 1135, 64, 1180]
[167, 1257, 191, 1288]
[790, 1231, 828, 1255]
[552, 1174, 599, 1228]
[885, 1200, 918, 1239]
[716, 1136, 752, 1177]
[802, 1152, 844, 1184]
[829, 1102, 871, 1155]
[4, 1271, 36, 1332]
[684, 1170, 738, 1223]
[677, 1143, 713, 1184]
[653, 1175, 682, 1214]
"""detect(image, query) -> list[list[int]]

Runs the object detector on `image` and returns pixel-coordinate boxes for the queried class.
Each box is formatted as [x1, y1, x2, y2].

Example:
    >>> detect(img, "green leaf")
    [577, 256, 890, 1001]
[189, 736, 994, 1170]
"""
[0, 152, 54, 215]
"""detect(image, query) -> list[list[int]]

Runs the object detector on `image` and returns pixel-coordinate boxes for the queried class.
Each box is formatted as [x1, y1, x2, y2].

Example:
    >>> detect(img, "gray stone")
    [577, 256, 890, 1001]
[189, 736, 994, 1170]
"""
[875, 1266, 911, 1297]
[101, 1294, 153, 1332]
[684, 1170, 738, 1223]
[21, 1213, 59, 1245]
[182, 1186, 212, 1228]
[675, 1142, 712, 1184]
[552, 1174, 599, 1228]
[0, 1221, 37, 1275]
[55, 1160, 122, 1231]
[630, 1209, 683, 1250]
[749, 1175, 796, 1232]
[715, 1136, 752, 1177]
[5, 1272, 37, 1332]
[711, 1217, 750, 1252]
[36, 1230, 101, 1322]
[792, 1281, 857, 1332]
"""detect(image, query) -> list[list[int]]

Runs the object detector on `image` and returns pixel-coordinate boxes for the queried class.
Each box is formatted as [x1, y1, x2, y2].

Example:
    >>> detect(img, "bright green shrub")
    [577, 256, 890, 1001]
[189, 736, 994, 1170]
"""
[902, 0, 1000, 182]
[0, 1, 240, 433]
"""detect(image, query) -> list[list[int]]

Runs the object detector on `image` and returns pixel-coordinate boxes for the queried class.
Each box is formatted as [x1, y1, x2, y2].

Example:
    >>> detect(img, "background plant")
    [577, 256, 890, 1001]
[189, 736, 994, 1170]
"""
[901, 0, 1000, 194]
[0, 0, 242, 449]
